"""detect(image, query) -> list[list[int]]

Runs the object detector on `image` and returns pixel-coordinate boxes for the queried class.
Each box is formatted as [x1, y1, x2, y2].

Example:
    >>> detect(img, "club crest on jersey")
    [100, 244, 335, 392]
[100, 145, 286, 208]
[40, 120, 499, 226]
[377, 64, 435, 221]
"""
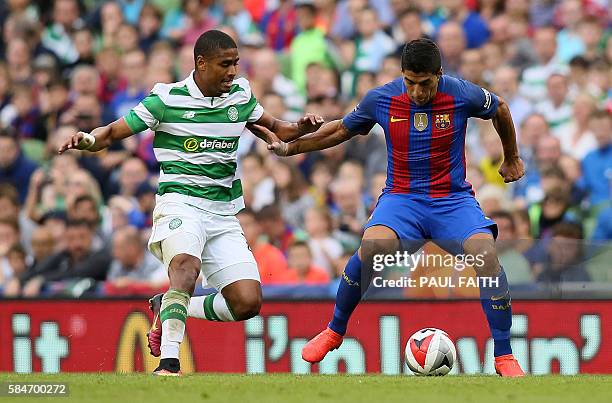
[435, 114, 451, 130]
[227, 106, 239, 122]
[414, 113, 428, 131]
[169, 218, 182, 230]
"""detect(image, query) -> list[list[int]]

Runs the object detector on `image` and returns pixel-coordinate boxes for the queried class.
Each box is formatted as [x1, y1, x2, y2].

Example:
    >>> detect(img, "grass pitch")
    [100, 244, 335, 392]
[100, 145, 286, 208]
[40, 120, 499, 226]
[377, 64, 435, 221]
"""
[1, 373, 610, 403]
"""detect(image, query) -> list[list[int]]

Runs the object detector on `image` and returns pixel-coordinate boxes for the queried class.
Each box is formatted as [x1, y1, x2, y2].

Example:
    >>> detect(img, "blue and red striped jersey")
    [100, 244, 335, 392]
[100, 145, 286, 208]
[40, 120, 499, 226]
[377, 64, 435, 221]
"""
[342, 75, 499, 198]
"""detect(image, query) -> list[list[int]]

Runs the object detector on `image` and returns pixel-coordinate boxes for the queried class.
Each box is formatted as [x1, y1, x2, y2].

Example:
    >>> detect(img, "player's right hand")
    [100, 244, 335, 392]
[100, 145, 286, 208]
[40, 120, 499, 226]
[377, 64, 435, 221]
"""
[267, 140, 289, 157]
[57, 131, 92, 154]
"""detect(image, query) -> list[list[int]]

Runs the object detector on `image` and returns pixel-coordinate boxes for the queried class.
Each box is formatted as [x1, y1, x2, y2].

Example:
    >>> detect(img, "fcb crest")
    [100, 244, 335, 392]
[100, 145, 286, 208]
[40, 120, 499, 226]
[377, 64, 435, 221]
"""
[414, 113, 428, 131]
[435, 114, 451, 130]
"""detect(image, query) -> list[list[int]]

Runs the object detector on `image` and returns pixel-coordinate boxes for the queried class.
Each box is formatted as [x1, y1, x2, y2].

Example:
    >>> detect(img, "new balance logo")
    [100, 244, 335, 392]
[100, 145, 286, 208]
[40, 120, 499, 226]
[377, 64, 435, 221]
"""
[182, 111, 196, 119]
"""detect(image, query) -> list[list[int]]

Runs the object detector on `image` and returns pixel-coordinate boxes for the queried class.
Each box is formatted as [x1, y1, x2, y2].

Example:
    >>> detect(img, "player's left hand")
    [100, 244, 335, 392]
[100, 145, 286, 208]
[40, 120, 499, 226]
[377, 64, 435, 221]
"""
[297, 113, 324, 135]
[499, 156, 525, 183]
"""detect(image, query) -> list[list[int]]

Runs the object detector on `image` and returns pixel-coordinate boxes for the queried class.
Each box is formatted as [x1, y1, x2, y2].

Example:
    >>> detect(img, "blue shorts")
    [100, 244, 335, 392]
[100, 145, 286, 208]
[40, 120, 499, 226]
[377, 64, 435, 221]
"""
[364, 192, 497, 255]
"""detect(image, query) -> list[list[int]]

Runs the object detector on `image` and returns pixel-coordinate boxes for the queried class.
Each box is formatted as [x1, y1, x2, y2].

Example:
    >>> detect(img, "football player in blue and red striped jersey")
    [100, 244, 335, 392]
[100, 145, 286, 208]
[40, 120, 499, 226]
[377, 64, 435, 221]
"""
[255, 38, 526, 376]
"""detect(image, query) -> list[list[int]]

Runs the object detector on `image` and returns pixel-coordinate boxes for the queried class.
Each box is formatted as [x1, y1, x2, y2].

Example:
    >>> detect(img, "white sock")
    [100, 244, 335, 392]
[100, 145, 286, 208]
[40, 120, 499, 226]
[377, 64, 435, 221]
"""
[160, 289, 190, 359]
[187, 293, 236, 321]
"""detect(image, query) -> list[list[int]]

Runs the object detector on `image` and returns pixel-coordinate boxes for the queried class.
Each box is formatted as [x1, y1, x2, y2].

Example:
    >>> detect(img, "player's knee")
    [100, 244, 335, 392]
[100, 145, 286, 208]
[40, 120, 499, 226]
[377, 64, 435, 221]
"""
[230, 293, 262, 320]
[473, 246, 500, 277]
[168, 254, 200, 288]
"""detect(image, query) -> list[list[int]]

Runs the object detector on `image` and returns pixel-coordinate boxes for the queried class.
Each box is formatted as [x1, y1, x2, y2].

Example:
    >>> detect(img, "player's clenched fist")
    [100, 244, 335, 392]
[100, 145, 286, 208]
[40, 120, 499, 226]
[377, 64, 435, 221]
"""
[498, 157, 525, 183]
[57, 131, 95, 154]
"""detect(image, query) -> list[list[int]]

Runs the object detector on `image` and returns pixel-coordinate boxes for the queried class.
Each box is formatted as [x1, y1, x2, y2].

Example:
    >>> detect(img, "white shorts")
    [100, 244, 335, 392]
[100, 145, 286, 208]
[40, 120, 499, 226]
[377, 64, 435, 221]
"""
[148, 198, 259, 291]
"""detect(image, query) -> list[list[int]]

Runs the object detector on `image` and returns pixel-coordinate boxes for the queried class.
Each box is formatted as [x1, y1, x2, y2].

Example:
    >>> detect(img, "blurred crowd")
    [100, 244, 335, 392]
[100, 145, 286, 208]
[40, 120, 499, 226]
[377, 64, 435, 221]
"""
[0, 0, 611, 298]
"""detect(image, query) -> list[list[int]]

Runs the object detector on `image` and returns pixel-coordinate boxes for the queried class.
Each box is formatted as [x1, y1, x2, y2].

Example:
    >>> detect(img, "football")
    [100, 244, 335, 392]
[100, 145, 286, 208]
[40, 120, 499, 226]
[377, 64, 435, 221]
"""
[405, 328, 457, 376]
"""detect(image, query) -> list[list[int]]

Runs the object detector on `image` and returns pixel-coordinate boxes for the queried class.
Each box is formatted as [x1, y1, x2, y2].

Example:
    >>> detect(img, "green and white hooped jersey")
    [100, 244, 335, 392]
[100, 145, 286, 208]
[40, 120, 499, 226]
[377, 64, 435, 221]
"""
[124, 72, 264, 215]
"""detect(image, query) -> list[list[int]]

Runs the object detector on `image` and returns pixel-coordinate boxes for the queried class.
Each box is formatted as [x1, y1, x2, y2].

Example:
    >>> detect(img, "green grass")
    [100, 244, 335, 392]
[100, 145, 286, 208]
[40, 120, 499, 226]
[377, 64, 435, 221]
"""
[1, 373, 611, 403]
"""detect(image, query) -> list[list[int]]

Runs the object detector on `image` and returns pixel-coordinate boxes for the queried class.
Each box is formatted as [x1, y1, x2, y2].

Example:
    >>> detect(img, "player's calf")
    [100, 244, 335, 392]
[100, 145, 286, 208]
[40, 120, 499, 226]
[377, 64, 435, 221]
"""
[223, 279, 262, 320]
[187, 277, 262, 322]
[464, 232, 514, 358]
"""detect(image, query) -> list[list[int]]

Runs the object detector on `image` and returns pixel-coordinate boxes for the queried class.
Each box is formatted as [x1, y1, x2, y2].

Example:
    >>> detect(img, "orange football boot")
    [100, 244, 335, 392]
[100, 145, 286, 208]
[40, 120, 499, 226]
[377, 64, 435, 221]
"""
[495, 354, 525, 377]
[301, 327, 344, 363]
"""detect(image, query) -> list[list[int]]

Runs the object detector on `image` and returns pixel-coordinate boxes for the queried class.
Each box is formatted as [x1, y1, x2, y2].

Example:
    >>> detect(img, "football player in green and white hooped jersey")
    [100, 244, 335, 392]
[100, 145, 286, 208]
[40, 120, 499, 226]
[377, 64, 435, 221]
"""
[58, 30, 324, 376]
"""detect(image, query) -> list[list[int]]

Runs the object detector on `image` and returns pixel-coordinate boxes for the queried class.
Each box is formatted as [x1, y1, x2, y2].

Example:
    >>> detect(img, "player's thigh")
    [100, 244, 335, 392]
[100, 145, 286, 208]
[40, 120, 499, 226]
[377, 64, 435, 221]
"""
[201, 215, 260, 291]
[361, 194, 427, 258]
[148, 201, 205, 270]
[429, 195, 497, 255]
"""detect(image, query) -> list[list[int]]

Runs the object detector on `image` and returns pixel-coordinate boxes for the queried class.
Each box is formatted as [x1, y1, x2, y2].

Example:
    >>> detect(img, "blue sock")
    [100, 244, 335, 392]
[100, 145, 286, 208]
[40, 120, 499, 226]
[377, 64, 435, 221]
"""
[328, 253, 363, 336]
[479, 266, 513, 357]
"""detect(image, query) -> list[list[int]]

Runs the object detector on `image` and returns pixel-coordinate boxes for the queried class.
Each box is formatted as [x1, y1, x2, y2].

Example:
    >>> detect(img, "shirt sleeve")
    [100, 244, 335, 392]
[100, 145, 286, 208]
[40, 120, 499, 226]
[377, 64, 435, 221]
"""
[124, 85, 166, 133]
[461, 79, 499, 120]
[342, 89, 378, 134]
[248, 101, 264, 123]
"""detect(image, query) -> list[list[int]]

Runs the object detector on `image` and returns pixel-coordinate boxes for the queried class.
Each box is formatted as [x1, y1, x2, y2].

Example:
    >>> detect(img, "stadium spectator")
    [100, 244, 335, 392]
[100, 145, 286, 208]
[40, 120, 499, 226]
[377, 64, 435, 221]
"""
[259, 0, 297, 51]
[110, 49, 148, 120]
[0, 130, 37, 203]
[492, 66, 532, 130]
[106, 226, 167, 293]
[489, 210, 533, 285]
[271, 159, 314, 229]
[580, 110, 612, 207]
[436, 21, 466, 78]
[220, 0, 262, 45]
[71, 27, 96, 67]
[439, 0, 490, 49]
[331, 0, 394, 41]
[100, 1, 124, 49]
[537, 222, 591, 283]
[290, 0, 333, 93]
[535, 73, 573, 137]
[237, 208, 290, 285]
[138, 3, 163, 53]
[519, 26, 564, 103]
[392, 7, 426, 47]
[19, 219, 111, 297]
[479, 131, 505, 188]
[42, 0, 82, 65]
[351, 7, 396, 74]
[241, 152, 275, 212]
[304, 206, 343, 275]
[117, 157, 149, 199]
[459, 49, 485, 86]
[562, 93, 598, 159]
[249, 48, 304, 119]
[257, 204, 294, 254]
[284, 241, 330, 285]
[529, 187, 576, 239]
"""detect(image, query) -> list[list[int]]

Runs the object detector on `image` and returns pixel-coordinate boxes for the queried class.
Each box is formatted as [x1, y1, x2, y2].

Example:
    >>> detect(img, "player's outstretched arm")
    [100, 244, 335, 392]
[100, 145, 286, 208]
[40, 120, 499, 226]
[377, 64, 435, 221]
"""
[57, 118, 134, 154]
[249, 111, 324, 142]
[492, 97, 525, 183]
[252, 119, 354, 157]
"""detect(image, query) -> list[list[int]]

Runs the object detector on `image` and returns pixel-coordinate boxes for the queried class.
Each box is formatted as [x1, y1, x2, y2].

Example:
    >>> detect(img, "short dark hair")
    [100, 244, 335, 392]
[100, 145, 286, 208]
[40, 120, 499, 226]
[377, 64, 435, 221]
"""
[289, 240, 311, 254]
[552, 222, 583, 240]
[256, 204, 282, 221]
[66, 219, 92, 231]
[401, 38, 441, 74]
[194, 30, 237, 61]
[73, 194, 97, 208]
[489, 210, 515, 231]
